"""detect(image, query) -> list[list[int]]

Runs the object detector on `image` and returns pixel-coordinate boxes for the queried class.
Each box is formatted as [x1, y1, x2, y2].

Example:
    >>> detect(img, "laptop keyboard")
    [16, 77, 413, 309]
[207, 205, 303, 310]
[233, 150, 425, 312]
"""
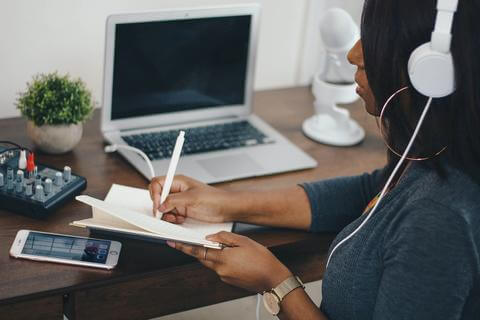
[121, 121, 275, 160]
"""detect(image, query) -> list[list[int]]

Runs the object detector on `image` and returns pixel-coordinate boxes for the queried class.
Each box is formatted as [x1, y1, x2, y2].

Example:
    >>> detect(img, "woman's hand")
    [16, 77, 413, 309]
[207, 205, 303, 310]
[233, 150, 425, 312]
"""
[167, 231, 293, 293]
[149, 175, 234, 224]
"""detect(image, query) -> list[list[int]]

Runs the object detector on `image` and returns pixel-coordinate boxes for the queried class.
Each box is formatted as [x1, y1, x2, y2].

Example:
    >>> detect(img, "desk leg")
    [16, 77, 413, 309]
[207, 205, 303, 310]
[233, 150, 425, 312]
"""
[63, 293, 76, 320]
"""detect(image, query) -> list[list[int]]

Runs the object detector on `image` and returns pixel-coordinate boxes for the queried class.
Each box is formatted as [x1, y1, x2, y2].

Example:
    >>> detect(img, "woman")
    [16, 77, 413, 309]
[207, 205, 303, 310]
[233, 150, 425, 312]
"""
[149, 1, 480, 319]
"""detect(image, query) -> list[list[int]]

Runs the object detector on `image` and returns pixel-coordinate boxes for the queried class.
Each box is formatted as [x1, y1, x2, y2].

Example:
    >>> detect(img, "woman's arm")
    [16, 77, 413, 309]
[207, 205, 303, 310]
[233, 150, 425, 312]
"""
[150, 168, 385, 231]
[149, 175, 312, 230]
[229, 186, 312, 230]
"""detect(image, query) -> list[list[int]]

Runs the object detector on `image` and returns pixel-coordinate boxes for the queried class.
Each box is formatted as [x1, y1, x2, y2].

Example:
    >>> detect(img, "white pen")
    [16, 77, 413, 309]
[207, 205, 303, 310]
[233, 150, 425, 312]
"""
[157, 130, 185, 218]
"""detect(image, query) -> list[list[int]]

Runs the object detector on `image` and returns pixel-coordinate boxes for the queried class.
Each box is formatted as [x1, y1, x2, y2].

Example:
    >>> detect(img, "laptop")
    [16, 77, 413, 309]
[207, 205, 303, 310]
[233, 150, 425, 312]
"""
[101, 4, 317, 184]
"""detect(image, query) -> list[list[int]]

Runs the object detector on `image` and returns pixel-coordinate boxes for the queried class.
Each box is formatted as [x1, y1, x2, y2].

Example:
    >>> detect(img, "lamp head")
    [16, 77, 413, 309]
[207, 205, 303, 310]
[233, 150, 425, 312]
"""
[319, 8, 359, 84]
[320, 8, 359, 53]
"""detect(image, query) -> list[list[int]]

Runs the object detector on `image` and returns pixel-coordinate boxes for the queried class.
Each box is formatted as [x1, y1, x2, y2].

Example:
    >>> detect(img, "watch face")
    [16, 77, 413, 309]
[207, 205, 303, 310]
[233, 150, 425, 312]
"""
[263, 292, 280, 315]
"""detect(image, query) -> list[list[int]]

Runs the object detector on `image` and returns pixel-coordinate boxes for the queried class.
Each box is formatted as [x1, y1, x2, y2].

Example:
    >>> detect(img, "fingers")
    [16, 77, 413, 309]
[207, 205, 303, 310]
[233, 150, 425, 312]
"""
[162, 213, 177, 223]
[160, 192, 192, 214]
[167, 241, 221, 263]
[149, 175, 195, 216]
[198, 259, 216, 269]
[162, 212, 186, 224]
[149, 177, 164, 215]
[175, 215, 186, 224]
[206, 231, 246, 247]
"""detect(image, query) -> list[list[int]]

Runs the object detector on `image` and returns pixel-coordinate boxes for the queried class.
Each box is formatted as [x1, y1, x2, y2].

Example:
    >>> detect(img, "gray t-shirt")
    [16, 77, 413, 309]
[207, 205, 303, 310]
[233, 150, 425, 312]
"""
[301, 162, 480, 319]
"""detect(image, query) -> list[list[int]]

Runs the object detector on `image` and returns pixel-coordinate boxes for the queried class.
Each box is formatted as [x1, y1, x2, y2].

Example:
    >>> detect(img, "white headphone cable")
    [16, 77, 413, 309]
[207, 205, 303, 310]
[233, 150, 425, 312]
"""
[326, 96, 433, 268]
[256, 293, 261, 320]
[104, 144, 156, 180]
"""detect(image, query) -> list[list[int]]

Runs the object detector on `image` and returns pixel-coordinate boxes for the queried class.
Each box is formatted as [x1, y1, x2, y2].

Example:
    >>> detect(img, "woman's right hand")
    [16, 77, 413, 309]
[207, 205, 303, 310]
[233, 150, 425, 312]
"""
[148, 175, 235, 224]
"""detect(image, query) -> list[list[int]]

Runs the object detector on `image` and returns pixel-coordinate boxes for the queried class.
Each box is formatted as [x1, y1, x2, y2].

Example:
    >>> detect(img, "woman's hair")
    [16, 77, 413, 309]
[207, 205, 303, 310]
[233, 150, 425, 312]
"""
[361, 0, 480, 182]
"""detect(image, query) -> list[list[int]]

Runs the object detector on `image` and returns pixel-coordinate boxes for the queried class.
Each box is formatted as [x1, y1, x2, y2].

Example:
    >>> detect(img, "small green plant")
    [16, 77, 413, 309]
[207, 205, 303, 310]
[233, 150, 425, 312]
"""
[16, 72, 94, 126]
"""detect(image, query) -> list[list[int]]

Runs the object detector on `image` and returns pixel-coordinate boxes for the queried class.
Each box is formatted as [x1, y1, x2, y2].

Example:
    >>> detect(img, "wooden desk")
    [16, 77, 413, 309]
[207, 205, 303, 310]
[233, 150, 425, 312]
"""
[0, 87, 386, 320]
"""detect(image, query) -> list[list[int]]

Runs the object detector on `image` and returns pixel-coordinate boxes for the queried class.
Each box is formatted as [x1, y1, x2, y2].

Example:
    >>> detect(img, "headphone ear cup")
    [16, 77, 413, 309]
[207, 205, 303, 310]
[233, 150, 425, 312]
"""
[408, 42, 455, 98]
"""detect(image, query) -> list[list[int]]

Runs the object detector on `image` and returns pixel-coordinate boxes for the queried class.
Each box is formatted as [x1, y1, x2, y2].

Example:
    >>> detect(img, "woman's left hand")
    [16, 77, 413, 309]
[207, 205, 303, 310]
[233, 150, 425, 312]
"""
[167, 231, 292, 293]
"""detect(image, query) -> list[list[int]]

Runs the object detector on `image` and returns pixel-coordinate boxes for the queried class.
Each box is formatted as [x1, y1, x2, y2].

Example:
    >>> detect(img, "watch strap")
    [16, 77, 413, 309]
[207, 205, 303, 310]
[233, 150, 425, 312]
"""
[272, 276, 305, 302]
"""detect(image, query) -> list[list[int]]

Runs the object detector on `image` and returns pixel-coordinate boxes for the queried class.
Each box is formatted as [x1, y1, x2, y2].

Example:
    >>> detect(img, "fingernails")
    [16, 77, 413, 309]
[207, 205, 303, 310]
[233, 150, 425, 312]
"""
[166, 241, 175, 248]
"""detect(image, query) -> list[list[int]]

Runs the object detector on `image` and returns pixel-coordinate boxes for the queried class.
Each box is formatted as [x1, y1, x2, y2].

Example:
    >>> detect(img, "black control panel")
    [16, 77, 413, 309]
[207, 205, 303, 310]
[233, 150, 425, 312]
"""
[0, 146, 87, 218]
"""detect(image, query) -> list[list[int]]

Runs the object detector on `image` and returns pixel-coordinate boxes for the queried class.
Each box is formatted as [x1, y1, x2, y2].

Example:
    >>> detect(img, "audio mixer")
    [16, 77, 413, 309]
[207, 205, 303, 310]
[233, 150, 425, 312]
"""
[0, 145, 87, 218]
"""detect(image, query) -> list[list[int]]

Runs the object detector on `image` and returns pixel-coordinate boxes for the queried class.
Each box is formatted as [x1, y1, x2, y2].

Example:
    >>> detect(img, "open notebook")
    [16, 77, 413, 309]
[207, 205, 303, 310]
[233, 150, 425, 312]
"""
[71, 184, 233, 249]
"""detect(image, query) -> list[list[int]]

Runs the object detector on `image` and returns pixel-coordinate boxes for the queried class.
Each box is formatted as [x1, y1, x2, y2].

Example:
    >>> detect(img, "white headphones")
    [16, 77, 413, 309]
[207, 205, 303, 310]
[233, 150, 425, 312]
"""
[408, 0, 458, 98]
[326, 0, 460, 269]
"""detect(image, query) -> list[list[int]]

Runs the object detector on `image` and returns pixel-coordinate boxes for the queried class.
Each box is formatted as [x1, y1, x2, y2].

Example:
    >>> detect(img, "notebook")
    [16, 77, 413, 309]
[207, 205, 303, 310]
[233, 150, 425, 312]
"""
[71, 184, 233, 249]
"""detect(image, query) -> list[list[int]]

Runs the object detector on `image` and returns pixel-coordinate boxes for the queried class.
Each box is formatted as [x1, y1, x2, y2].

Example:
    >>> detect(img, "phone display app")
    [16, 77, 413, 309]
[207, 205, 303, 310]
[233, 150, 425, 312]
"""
[22, 232, 111, 264]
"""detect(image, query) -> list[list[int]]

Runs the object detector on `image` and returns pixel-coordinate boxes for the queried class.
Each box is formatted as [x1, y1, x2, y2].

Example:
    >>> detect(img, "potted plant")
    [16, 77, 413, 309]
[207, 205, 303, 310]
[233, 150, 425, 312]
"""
[16, 72, 94, 154]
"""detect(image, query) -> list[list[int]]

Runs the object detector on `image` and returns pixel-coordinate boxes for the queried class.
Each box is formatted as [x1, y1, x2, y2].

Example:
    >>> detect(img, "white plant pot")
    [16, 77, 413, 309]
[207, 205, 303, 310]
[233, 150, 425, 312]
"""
[26, 121, 83, 154]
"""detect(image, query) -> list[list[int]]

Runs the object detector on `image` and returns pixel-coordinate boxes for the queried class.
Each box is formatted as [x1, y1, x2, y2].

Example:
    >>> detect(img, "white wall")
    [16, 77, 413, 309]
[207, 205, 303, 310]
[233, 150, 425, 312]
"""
[0, 0, 362, 119]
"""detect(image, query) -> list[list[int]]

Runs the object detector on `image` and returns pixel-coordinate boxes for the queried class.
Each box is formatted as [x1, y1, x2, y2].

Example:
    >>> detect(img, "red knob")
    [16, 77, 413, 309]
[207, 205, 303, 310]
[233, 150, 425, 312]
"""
[27, 152, 35, 172]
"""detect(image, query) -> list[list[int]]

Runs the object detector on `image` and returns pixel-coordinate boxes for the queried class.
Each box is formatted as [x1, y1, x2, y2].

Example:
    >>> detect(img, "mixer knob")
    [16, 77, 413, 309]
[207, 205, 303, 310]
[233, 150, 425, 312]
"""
[16, 170, 24, 183]
[63, 166, 71, 182]
[0, 173, 3, 187]
[25, 183, 33, 196]
[15, 178, 23, 193]
[54, 172, 63, 187]
[35, 185, 44, 201]
[7, 176, 14, 190]
[7, 167, 14, 180]
[44, 178, 53, 194]
[35, 175, 42, 187]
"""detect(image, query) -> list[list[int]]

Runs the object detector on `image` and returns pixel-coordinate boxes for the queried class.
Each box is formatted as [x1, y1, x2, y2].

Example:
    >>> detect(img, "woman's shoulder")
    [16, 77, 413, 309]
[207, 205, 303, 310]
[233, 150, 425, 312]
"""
[383, 197, 479, 275]
[385, 162, 480, 256]
[402, 162, 480, 223]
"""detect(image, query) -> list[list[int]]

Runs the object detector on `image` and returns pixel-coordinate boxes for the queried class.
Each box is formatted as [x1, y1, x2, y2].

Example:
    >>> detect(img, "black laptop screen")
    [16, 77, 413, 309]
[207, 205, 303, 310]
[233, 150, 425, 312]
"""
[111, 15, 251, 120]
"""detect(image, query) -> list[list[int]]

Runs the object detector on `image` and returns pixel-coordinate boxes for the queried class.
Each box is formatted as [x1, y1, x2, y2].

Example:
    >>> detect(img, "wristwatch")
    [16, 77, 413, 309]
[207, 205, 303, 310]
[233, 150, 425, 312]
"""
[262, 275, 305, 315]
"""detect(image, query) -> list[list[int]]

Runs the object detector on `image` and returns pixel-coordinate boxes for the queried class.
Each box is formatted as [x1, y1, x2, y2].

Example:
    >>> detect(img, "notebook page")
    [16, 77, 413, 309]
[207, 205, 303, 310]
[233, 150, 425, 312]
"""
[104, 184, 233, 238]
[71, 217, 144, 232]
[76, 195, 220, 247]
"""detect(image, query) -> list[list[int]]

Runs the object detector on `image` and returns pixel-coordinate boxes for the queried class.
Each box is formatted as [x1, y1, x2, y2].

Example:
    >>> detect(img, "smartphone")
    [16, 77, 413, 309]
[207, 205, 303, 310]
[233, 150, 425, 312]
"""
[9, 230, 121, 270]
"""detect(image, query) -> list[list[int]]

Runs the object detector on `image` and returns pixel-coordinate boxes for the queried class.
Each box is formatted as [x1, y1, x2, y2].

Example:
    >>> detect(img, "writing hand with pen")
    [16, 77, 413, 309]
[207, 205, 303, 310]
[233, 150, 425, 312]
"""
[148, 175, 293, 293]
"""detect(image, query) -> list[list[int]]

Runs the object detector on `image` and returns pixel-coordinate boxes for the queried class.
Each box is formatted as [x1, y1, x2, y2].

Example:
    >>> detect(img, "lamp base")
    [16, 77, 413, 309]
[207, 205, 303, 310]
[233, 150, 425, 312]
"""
[302, 114, 365, 147]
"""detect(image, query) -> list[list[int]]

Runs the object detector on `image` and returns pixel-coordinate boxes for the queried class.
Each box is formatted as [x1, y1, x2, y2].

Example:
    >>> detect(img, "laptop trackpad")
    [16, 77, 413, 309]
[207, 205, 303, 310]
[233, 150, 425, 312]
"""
[197, 154, 263, 178]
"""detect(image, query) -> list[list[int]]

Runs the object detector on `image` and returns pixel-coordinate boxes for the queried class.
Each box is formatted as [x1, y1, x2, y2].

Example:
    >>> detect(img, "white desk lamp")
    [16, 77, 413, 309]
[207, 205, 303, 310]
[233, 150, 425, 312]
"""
[302, 8, 365, 146]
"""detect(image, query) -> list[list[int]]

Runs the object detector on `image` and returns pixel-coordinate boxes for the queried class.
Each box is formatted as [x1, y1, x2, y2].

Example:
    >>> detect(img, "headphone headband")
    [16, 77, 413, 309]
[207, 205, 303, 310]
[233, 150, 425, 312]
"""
[431, 0, 459, 53]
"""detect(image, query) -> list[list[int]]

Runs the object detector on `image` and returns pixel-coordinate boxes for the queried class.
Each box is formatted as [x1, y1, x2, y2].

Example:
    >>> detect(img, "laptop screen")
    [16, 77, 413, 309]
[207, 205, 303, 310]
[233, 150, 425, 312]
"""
[111, 15, 251, 120]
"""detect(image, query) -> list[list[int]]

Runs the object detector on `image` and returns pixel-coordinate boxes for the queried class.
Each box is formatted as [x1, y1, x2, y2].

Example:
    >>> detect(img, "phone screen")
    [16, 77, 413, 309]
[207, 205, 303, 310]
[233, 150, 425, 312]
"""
[21, 232, 111, 264]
